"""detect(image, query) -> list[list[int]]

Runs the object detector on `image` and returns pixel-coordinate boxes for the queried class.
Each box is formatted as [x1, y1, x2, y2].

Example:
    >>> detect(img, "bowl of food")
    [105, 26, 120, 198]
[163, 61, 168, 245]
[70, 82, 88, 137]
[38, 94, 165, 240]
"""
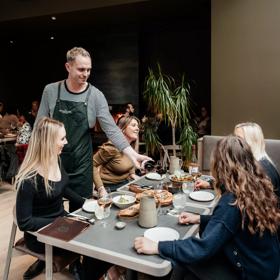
[112, 194, 136, 209]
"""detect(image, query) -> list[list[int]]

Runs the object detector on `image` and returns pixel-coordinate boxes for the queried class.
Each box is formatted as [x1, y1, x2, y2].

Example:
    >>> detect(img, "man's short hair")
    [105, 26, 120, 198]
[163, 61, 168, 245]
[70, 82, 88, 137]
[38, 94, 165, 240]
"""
[66, 47, 91, 62]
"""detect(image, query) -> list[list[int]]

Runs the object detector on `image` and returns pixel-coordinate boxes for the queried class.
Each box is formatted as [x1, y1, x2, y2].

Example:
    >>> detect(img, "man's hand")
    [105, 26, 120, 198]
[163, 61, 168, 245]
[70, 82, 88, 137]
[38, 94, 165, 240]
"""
[123, 146, 152, 169]
[134, 237, 159, 255]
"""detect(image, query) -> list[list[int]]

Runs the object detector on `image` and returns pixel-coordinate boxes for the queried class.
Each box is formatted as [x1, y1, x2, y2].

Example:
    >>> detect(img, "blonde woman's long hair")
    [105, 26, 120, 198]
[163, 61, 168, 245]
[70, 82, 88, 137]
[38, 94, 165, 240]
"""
[15, 117, 65, 196]
[234, 122, 271, 162]
[211, 135, 280, 236]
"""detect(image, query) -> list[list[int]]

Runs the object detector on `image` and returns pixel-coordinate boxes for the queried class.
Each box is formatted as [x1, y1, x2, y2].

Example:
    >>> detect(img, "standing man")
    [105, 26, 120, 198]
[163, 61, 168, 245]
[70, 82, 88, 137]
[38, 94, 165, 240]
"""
[36, 47, 149, 211]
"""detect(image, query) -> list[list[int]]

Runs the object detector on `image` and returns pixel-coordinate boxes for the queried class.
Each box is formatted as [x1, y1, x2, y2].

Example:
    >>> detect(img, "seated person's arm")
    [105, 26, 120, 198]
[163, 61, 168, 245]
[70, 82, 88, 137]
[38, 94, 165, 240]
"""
[195, 178, 215, 190]
[93, 144, 115, 196]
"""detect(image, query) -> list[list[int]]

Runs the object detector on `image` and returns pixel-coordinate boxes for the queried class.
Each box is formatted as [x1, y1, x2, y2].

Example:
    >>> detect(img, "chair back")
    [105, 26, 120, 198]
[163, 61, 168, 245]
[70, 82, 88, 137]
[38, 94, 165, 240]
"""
[198, 135, 280, 174]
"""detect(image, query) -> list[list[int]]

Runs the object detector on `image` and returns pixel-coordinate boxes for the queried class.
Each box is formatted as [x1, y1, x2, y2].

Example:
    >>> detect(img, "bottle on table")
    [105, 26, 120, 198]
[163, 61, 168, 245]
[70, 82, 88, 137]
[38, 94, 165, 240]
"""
[188, 144, 199, 175]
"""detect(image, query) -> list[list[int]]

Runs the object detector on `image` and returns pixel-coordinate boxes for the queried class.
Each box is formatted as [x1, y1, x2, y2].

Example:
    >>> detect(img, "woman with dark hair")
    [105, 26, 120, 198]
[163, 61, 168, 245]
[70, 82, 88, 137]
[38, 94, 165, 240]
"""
[134, 136, 280, 280]
[93, 116, 140, 196]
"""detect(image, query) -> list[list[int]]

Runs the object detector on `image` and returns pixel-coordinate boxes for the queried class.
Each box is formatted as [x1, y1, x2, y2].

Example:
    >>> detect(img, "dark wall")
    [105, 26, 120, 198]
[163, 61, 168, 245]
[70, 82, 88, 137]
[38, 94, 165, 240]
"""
[0, 0, 210, 118]
[0, 32, 139, 114]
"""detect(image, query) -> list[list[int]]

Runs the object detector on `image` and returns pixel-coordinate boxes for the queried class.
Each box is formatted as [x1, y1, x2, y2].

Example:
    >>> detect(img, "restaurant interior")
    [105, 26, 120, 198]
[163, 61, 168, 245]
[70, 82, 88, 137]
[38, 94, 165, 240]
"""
[1, 0, 280, 279]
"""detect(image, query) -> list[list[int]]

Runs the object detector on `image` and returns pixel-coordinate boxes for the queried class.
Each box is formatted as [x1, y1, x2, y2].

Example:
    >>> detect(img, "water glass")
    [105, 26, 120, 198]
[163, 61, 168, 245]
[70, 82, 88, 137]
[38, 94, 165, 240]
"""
[173, 192, 187, 214]
[182, 181, 194, 195]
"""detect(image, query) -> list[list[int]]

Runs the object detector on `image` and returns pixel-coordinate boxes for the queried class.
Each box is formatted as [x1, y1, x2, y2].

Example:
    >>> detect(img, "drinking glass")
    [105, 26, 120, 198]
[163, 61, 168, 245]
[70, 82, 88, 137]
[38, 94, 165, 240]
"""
[172, 192, 187, 214]
[182, 181, 194, 195]
[97, 187, 112, 227]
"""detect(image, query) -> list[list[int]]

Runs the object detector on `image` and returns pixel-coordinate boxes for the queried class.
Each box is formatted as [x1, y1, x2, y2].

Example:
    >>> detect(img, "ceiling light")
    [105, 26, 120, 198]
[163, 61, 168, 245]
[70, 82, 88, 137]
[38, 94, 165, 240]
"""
[50, 36, 55, 40]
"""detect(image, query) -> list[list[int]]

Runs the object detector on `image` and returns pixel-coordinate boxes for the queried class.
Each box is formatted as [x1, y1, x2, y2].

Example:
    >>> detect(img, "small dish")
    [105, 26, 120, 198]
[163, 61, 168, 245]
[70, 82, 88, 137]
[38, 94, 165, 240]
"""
[115, 221, 127, 230]
[112, 195, 136, 209]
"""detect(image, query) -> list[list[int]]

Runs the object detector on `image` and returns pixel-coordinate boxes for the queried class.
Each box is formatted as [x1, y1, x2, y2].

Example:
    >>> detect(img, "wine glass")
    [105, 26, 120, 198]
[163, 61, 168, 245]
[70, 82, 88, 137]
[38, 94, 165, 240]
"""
[97, 187, 112, 227]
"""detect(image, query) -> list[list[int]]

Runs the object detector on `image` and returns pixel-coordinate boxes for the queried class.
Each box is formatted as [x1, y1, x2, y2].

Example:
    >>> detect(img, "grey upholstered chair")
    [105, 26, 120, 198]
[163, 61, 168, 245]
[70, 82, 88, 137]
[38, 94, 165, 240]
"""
[198, 135, 280, 174]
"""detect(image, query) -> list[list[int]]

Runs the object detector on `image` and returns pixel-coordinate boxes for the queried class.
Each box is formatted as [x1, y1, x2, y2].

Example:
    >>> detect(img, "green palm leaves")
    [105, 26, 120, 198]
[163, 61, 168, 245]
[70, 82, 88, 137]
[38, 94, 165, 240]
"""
[143, 63, 197, 159]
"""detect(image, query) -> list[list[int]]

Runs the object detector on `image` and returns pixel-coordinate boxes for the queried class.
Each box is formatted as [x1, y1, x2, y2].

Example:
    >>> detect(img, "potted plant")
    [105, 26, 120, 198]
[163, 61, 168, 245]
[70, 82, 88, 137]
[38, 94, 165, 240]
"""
[142, 63, 197, 162]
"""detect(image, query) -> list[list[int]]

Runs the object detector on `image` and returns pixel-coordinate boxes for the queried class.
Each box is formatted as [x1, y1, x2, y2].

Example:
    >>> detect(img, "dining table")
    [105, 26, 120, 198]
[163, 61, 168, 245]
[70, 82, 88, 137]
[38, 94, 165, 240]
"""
[118, 173, 218, 209]
[36, 198, 210, 280]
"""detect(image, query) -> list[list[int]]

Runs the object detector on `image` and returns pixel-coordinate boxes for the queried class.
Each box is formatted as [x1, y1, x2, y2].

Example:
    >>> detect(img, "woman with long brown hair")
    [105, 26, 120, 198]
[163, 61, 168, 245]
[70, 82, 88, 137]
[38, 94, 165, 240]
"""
[134, 136, 280, 280]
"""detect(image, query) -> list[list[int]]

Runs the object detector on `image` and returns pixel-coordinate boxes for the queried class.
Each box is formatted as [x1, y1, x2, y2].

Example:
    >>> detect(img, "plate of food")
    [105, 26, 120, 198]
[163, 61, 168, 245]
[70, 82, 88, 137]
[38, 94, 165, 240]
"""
[112, 194, 136, 209]
[144, 227, 180, 242]
[136, 189, 173, 206]
[169, 174, 193, 183]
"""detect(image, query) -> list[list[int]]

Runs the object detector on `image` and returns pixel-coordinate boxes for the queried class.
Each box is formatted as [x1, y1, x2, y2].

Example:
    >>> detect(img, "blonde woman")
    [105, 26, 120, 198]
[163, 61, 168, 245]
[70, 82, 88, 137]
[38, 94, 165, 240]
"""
[196, 122, 280, 199]
[234, 122, 280, 198]
[93, 116, 140, 196]
[15, 117, 86, 279]
[135, 136, 280, 280]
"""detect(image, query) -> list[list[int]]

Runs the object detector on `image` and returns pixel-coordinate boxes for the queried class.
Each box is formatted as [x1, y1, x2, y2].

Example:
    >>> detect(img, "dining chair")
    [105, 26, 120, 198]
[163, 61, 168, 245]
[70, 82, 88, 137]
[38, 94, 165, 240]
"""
[3, 206, 79, 280]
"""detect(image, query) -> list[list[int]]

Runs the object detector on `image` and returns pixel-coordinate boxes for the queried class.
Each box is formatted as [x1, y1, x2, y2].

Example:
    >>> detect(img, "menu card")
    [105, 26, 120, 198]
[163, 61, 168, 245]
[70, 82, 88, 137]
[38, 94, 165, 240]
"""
[38, 216, 89, 241]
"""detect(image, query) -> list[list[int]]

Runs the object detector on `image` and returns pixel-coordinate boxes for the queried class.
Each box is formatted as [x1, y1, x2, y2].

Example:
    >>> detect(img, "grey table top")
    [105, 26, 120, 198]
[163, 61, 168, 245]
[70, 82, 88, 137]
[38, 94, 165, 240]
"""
[37, 204, 210, 277]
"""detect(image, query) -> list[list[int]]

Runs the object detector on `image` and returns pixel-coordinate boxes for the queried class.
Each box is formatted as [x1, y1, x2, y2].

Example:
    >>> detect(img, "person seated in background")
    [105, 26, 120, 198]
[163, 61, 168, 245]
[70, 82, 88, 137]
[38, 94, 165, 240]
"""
[195, 106, 210, 137]
[196, 122, 280, 200]
[15, 117, 97, 279]
[93, 116, 140, 196]
[0, 101, 6, 118]
[134, 135, 280, 280]
[16, 112, 32, 145]
[26, 100, 39, 128]
[125, 102, 135, 116]
[0, 113, 18, 133]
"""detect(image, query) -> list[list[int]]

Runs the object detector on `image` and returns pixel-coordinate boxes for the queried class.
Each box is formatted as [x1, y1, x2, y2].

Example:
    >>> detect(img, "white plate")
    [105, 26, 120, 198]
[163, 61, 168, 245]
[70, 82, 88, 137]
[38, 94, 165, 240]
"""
[189, 191, 214, 202]
[145, 172, 162, 181]
[144, 227, 180, 242]
[82, 200, 98, 213]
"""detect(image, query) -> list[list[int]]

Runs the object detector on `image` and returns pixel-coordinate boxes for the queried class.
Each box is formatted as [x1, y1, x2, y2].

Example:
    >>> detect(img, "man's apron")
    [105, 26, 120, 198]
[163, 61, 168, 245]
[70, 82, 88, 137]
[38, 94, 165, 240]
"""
[53, 82, 93, 202]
